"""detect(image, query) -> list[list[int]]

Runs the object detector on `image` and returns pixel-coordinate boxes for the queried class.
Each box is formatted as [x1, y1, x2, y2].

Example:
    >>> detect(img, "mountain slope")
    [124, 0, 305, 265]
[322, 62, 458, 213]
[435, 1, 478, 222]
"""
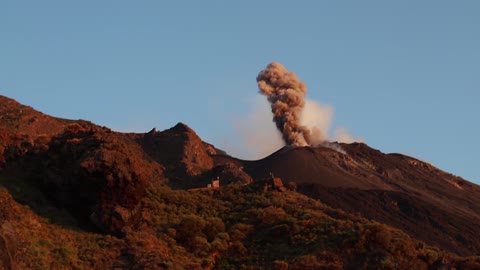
[227, 143, 480, 255]
[0, 95, 219, 235]
[1, 95, 480, 268]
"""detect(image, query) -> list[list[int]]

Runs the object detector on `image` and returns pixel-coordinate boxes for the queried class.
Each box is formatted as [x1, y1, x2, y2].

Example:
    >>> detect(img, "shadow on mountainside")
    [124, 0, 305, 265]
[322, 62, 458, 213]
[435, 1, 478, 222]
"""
[0, 121, 167, 235]
[0, 171, 95, 233]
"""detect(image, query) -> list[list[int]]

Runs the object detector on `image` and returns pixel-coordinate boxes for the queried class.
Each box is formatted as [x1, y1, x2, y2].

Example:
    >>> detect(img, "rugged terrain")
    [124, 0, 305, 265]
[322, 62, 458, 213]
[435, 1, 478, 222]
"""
[233, 143, 480, 256]
[0, 95, 479, 269]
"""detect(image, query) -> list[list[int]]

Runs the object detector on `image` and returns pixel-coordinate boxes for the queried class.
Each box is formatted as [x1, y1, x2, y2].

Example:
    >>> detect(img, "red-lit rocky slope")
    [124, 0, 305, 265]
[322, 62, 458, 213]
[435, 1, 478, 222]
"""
[0, 95, 248, 236]
[221, 143, 480, 256]
[2, 94, 480, 259]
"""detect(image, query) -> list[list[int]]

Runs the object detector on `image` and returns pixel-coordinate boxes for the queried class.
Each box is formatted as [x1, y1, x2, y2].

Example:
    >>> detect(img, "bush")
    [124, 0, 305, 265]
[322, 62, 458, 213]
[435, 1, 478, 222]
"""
[286, 182, 297, 191]
[292, 255, 322, 269]
[273, 260, 289, 270]
[190, 236, 210, 256]
[176, 215, 206, 242]
[204, 217, 225, 242]
[457, 256, 480, 270]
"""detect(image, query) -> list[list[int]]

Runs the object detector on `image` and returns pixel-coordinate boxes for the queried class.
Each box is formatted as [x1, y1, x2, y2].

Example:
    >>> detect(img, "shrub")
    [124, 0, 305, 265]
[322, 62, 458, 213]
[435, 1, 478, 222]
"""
[176, 215, 206, 242]
[190, 236, 210, 256]
[273, 260, 289, 270]
[286, 182, 297, 191]
[204, 217, 225, 242]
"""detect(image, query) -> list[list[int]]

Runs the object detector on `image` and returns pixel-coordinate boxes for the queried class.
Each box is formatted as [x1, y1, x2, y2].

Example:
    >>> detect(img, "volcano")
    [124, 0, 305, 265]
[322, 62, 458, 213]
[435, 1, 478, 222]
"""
[1, 95, 480, 268]
[216, 143, 480, 256]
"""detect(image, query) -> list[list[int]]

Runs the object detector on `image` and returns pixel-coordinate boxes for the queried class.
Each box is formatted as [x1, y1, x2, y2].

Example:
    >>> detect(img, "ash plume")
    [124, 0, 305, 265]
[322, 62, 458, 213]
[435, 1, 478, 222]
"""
[256, 62, 314, 146]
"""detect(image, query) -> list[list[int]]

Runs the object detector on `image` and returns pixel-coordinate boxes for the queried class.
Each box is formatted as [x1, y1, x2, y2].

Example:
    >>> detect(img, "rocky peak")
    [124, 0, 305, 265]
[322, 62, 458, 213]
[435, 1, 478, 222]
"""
[139, 122, 213, 180]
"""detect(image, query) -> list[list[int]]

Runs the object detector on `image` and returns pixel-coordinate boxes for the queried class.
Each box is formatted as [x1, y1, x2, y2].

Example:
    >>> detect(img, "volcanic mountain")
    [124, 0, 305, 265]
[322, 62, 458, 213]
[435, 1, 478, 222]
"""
[0, 95, 249, 234]
[226, 144, 480, 256]
[1, 95, 480, 269]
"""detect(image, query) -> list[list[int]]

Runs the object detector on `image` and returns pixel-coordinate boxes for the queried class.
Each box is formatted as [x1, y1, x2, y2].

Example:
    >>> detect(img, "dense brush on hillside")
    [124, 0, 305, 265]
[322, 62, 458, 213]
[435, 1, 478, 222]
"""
[2, 177, 480, 269]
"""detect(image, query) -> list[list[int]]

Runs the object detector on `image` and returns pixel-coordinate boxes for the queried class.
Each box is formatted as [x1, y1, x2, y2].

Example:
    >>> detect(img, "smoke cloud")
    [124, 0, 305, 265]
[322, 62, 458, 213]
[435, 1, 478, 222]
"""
[300, 99, 333, 145]
[300, 100, 363, 144]
[256, 62, 362, 148]
[256, 62, 316, 146]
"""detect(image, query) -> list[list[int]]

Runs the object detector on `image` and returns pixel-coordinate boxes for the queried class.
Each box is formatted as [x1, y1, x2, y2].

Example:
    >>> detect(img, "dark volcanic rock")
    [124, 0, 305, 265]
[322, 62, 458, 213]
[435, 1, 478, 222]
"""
[137, 123, 214, 187]
[243, 145, 391, 189]
[237, 143, 480, 256]
[41, 123, 165, 234]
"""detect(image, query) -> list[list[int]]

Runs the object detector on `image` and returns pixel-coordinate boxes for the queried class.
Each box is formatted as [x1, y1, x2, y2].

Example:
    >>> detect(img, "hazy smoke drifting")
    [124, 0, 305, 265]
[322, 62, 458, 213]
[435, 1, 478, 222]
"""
[256, 62, 316, 146]
[300, 99, 333, 145]
[231, 96, 285, 159]
[300, 100, 363, 144]
[334, 127, 359, 144]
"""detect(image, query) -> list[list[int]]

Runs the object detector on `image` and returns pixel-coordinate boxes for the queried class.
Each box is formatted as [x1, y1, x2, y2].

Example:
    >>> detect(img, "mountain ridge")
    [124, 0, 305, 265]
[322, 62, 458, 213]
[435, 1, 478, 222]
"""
[1, 95, 480, 268]
[233, 143, 480, 255]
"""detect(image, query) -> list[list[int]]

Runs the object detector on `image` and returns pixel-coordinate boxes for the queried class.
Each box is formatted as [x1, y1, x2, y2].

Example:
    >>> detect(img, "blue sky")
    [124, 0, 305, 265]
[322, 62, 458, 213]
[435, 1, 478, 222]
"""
[1, 1, 479, 183]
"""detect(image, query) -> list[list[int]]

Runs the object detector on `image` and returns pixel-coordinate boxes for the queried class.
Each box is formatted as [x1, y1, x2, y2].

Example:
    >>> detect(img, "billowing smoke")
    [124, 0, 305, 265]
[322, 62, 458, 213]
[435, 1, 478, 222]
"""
[255, 62, 362, 150]
[256, 62, 316, 146]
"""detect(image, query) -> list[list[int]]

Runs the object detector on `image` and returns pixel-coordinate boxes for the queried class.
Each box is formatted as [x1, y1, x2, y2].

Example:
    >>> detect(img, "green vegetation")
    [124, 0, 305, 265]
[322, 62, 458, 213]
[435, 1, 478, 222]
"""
[1, 178, 479, 269]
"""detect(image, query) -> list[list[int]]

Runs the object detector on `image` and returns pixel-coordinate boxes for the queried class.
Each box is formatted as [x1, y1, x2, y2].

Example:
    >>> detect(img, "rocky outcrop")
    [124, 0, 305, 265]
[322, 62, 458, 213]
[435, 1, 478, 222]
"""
[0, 95, 73, 137]
[210, 163, 252, 186]
[0, 96, 220, 234]
[0, 95, 80, 170]
[138, 123, 214, 181]
[41, 123, 165, 235]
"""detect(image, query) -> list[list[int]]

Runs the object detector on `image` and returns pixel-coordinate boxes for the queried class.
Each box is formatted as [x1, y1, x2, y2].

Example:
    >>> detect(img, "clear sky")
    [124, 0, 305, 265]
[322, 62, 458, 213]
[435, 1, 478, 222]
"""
[1, 1, 479, 184]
